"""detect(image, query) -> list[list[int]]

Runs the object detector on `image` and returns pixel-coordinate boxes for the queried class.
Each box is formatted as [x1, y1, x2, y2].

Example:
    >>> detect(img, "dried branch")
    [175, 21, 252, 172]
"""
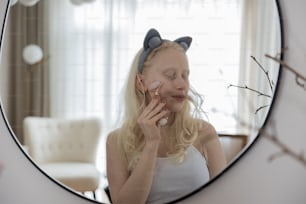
[295, 76, 306, 90]
[212, 106, 306, 168]
[227, 55, 273, 115]
[265, 54, 306, 91]
[251, 55, 274, 92]
[261, 128, 306, 167]
[260, 51, 306, 168]
[255, 104, 270, 114]
[217, 50, 306, 168]
[228, 84, 271, 98]
[213, 105, 306, 168]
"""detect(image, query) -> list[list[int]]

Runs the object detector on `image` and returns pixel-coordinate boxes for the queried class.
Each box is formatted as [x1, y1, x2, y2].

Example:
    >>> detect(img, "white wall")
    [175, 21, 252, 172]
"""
[1, 0, 306, 203]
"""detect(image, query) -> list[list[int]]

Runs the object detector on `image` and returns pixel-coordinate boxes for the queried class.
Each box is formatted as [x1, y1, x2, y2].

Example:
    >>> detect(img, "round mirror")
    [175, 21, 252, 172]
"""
[0, 0, 283, 203]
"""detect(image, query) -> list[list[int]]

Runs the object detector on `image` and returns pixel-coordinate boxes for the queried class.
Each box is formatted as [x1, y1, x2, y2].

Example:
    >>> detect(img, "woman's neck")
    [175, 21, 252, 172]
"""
[158, 125, 175, 156]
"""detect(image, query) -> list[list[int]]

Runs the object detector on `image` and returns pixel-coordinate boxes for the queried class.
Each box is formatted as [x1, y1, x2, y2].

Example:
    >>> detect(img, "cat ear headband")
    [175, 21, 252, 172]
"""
[137, 28, 192, 73]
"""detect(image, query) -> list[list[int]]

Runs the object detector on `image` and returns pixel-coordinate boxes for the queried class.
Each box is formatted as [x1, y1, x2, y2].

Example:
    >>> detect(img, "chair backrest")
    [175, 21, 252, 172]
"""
[218, 134, 248, 163]
[23, 117, 102, 164]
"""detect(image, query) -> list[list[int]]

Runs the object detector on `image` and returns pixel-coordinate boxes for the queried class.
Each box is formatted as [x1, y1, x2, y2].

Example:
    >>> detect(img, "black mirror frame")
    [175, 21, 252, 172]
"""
[0, 0, 284, 203]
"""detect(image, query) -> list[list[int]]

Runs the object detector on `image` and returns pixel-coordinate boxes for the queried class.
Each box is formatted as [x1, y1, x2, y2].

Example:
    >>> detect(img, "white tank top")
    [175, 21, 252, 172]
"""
[146, 145, 210, 204]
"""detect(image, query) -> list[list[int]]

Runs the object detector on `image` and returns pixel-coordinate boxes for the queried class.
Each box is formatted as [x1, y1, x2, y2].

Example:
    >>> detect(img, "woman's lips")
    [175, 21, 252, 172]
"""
[172, 95, 186, 102]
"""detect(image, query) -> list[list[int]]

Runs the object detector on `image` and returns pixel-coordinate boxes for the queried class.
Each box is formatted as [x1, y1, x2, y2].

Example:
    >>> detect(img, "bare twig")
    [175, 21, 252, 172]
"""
[255, 104, 270, 114]
[295, 77, 306, 90]
[260, 51, 306, 168]
[213, 105, 306, 168]
[251, 55, 274, 92]
[265, 54, 306, 90]
[212, 107, 306, 168]
[218, 50, 306, 168]
[227, 55, 273, 115]
[261, 129, 306, 167]
[228, 84, 271, 98]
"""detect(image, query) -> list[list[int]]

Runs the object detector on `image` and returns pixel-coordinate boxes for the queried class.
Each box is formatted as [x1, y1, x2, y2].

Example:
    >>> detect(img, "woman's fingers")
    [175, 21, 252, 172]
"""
[145, 102, 166, 119]
[138, 100, 168, 126]
[141, 95, 163, 116]
[151, 109, 169, 124]
[137, 80, 167, 139]
[138, 109, 168, 128]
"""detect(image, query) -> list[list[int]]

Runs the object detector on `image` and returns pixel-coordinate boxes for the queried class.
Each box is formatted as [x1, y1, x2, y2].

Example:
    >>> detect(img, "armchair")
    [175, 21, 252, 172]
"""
[23, 116, 102, 198]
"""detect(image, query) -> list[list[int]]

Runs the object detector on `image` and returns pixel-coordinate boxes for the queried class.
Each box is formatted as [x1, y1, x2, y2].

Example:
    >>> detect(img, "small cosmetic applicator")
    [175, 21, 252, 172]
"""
[148, 80, 168, 126]
[147, 80, 161, 93]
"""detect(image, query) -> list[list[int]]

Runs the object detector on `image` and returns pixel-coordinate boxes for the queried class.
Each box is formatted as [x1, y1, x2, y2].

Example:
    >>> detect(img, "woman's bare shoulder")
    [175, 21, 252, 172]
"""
[196, 119, 219, 143]
[106, 128, 122, 147]
[106, 128, 128, 163]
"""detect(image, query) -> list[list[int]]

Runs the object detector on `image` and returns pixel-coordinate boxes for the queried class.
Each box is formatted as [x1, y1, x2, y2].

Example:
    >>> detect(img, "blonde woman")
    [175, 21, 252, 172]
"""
[106, 28, 226, 204]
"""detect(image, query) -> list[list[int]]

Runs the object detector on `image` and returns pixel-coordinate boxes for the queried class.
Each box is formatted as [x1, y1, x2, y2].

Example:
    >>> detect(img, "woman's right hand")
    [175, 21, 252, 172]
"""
[137, 93, 168, 143]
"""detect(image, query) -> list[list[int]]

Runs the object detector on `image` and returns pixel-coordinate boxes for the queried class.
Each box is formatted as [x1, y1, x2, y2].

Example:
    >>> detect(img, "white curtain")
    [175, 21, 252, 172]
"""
[238, 0, 281, 140]
[45, 0, 137, 130]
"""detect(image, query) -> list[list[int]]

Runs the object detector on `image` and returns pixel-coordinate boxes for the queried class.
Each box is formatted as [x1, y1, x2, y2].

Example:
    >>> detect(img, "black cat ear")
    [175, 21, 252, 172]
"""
[143, 28, 162, 50]
[174, 36, 192, 51]
[138, 28, 163, 73]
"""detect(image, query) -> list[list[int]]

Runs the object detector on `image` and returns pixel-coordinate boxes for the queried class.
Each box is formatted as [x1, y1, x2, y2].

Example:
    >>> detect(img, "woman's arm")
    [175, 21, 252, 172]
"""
[200, 122, 227, 178]
[107, 85, 168, 203]
[106, 131, 159, 204]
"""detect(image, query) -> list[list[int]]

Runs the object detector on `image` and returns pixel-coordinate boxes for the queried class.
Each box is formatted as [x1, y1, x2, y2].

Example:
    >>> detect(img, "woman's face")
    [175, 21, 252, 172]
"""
[142, 47, 190, 112]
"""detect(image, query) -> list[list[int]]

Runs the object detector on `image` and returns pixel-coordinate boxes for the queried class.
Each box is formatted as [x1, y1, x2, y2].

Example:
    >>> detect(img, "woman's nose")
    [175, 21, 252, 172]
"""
[175, 77, 188, 90]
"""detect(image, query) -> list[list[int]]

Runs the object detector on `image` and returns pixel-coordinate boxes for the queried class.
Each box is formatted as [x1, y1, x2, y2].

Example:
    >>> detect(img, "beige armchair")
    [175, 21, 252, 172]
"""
[23, 116, 102, 198]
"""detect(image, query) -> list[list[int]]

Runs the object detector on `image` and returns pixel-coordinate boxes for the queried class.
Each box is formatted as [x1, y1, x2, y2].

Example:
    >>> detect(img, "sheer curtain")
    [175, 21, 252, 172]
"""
[45, 0, 242, 182]
[238, 0, 281, 140]
[45, 0, 136, 127]
[45, 0, 243, 135]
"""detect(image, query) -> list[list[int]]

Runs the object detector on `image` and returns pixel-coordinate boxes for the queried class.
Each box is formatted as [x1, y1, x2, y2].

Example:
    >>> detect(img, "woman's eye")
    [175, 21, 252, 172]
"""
[166, 73, 176, 80]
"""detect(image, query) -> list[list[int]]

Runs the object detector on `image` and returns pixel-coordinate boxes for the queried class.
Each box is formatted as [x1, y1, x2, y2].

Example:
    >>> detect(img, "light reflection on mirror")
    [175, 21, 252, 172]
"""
[0, 0, 282, 203]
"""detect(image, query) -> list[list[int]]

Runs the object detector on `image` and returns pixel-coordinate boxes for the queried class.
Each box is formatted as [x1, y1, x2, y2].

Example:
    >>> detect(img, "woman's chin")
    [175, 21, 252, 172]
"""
[168, 104, 184, 112]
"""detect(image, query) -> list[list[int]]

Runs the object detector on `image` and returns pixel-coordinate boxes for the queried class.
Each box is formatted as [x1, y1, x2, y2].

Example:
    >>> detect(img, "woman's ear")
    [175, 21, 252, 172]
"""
[135, 74, 146, 94]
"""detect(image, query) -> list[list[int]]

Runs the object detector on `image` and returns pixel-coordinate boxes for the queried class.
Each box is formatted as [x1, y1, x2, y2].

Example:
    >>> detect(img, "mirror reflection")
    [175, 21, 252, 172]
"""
[0, 0, 282, 203]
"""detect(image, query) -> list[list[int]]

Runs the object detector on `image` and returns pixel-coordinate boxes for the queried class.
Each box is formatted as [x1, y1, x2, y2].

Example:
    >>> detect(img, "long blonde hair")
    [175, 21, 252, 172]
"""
[118, 41, 205, 172]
